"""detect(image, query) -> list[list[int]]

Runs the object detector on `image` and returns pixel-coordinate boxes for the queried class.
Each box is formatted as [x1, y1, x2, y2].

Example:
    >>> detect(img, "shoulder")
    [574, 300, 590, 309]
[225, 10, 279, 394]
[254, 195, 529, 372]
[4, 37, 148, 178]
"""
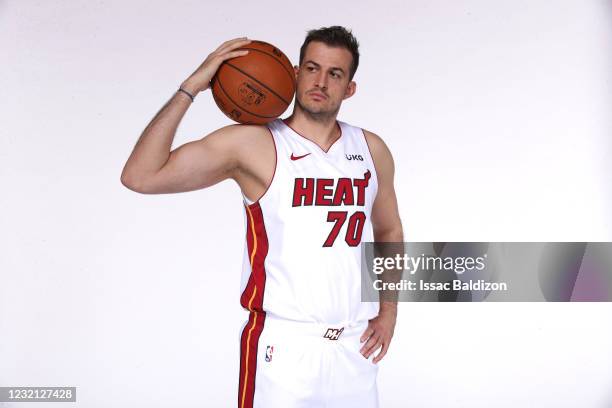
[197, 123, 272, 153]
[205, 123, 271, 142]
[214, 124, 275, 181]
[338, 121, 391, 159]
[191, 123, 274, 169]
[361, 128, 394, 168]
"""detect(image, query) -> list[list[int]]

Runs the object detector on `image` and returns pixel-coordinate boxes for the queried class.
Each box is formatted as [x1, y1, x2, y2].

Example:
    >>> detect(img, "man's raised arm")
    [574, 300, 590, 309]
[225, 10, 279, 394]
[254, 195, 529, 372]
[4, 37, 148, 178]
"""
[120, 38, 252, 194]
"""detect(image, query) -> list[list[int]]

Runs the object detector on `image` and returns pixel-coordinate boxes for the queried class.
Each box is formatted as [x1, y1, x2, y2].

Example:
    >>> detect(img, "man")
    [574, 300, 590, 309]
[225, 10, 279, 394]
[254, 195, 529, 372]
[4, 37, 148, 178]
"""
[121, 26, 403, 408]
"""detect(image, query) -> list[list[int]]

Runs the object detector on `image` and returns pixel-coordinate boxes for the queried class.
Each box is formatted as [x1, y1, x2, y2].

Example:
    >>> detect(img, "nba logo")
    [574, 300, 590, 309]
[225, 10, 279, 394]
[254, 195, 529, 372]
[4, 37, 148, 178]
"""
[265, 345, 274, 362]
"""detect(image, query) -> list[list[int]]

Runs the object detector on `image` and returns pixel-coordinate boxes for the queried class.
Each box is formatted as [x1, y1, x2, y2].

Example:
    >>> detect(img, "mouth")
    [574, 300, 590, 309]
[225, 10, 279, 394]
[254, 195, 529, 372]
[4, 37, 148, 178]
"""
[308, 91, 327, 101]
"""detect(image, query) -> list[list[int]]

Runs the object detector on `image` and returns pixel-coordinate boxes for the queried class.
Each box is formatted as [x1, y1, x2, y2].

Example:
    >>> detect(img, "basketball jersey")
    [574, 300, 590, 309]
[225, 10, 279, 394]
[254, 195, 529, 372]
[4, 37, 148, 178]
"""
[239, 118, 379, 326]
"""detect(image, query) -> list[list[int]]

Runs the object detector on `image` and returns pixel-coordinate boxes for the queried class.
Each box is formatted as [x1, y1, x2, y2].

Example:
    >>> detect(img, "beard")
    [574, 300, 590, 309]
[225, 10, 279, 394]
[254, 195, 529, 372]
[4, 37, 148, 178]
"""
[295, 92, 340, 124]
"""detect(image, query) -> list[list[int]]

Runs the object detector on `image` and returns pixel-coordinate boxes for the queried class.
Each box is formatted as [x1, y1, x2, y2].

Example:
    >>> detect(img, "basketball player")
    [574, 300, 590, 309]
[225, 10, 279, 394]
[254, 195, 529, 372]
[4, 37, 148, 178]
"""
[121, 26, 403, 407]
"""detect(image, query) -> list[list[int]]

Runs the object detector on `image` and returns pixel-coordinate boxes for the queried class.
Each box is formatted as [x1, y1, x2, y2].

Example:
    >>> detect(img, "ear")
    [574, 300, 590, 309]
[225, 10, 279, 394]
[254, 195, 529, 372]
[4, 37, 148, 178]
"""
[293, 65, 299, 79]
[343, 80, 356, 100]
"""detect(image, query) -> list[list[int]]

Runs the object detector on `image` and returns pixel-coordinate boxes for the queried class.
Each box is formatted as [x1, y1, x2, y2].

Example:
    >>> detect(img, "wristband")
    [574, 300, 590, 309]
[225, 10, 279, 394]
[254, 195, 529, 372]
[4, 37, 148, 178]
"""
[177, 87, 195, 102]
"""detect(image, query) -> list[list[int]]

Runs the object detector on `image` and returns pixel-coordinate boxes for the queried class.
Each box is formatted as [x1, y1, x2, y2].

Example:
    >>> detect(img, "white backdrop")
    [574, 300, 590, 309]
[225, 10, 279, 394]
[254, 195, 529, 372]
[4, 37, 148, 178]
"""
[1, 0, 611, 407]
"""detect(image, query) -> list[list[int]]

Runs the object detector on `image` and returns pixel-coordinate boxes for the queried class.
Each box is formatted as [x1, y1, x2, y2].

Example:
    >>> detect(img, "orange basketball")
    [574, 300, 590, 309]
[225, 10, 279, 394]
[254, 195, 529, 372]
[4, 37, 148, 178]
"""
[211, 40, 296, 125]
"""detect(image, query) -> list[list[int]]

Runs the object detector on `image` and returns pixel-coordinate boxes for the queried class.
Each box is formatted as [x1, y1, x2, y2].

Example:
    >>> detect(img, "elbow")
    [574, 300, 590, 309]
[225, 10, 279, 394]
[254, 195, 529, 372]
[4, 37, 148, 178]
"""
[120, 169, 148, 193]
[373, 225, 404, 243]
[120, 168, 165, 194]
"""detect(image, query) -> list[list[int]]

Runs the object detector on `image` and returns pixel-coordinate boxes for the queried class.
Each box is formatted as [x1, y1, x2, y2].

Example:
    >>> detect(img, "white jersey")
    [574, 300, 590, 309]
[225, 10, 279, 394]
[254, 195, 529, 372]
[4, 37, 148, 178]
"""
[239, 118, 379, 325]
[237, 118, 381, 408]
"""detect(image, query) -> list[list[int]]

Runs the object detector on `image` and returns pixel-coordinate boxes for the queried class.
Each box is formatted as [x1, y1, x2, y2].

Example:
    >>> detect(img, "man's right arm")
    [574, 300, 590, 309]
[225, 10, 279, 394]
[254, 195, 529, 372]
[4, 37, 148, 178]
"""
[120, 37, 253, 194]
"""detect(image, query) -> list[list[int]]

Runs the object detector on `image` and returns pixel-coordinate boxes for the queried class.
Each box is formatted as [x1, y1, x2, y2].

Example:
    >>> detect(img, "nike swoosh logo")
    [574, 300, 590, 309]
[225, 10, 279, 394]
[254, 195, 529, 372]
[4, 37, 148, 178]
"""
[290, 153, 311, 161]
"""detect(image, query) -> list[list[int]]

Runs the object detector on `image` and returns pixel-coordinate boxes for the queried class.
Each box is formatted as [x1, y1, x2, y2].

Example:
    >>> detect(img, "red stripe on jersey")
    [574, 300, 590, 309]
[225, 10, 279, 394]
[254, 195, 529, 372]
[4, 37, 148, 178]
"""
[238, 202, 269, 408]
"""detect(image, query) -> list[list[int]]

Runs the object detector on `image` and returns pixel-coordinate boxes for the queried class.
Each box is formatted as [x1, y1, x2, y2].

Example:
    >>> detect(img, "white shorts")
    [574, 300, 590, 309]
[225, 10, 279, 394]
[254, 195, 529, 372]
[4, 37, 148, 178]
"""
[238, 313, 379, 408]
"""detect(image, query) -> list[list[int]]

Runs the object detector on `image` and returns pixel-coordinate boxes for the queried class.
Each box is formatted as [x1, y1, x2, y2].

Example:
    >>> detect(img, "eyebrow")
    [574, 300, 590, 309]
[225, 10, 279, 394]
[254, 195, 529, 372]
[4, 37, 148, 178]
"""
[304, 60, 346, 74]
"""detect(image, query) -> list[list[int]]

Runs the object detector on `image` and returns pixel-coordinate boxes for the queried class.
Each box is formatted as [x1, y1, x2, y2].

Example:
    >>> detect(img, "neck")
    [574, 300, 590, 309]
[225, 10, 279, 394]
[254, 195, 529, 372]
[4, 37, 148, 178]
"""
[284, 105, 341, 150]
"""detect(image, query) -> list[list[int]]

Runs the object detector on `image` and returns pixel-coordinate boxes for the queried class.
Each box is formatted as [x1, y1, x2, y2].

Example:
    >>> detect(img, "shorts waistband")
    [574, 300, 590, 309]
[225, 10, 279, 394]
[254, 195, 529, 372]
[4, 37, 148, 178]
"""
[261, 314, 368, 340]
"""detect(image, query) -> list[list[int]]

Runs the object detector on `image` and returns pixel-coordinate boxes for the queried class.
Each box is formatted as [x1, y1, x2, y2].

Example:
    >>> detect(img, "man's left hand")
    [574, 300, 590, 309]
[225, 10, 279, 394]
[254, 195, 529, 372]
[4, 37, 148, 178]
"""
[359, 306, 397, 363]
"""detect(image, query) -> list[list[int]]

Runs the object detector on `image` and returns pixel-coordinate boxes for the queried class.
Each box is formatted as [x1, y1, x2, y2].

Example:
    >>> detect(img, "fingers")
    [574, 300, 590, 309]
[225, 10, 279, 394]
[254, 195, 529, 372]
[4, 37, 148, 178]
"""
[215, 37, 252, 57]
[215, 37, 249, 52]
[360, 322, 392, 363]
[220, 49, 249, 62]
[360, 334, 382, 358]
[358, 315, 396, 363]
[208, 39, 250, 68]
[182, 37, 252, 94]
[372, 342, 389, 364]
[360, 326, 375, 343]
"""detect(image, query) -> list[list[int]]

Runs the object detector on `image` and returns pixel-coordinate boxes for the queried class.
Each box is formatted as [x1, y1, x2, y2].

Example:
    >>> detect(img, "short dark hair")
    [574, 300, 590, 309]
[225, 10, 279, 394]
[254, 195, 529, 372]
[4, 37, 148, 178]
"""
[299, 26, 360, 80]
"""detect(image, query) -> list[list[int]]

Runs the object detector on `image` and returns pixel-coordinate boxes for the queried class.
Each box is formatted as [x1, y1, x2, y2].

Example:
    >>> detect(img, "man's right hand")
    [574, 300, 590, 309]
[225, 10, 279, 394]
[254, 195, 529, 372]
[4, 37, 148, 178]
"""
[180, 37, 252, 96]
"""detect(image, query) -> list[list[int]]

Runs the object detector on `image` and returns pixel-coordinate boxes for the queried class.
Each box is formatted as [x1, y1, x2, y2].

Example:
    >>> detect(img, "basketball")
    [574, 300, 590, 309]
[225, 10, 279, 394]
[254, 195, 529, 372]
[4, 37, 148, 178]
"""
[211, 40, 296, 125]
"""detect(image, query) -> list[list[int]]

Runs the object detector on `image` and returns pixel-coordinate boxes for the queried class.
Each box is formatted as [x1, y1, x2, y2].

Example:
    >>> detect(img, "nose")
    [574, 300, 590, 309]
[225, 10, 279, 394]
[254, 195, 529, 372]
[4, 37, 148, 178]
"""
[314, 70, 328, 90]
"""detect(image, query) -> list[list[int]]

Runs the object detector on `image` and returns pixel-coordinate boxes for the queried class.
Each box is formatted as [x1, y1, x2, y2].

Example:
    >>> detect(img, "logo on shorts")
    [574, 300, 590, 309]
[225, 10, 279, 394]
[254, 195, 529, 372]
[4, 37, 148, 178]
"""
[265, 345, 274, 362]
[323, 327, 344, 340]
